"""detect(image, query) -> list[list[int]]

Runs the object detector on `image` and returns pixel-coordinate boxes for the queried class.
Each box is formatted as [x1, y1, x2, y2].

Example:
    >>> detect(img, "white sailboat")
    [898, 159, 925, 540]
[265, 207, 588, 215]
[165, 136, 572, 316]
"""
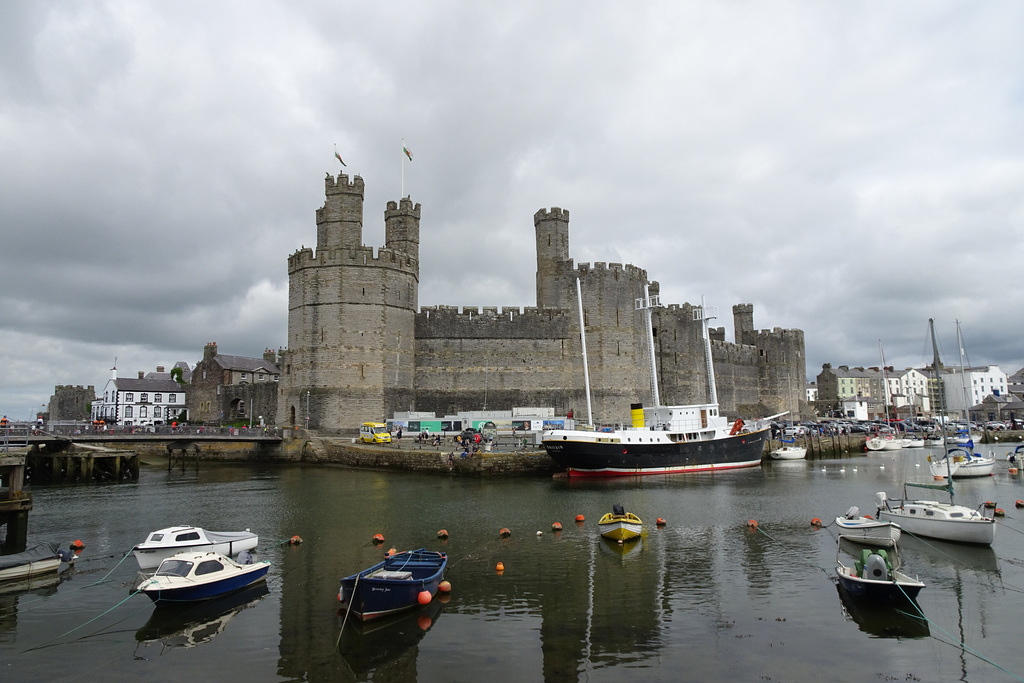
[875, 319, 996, 546]
[865, 341, 903, 451]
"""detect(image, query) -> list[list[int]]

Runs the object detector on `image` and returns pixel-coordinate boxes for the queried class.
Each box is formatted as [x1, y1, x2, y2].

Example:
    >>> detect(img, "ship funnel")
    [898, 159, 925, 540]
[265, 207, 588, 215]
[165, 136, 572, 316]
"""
[631, 403, 645, 429]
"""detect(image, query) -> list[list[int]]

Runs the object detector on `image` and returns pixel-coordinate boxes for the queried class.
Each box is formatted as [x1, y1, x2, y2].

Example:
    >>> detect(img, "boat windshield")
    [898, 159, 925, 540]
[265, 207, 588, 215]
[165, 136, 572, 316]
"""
[156, 559, 194, 577]
[149, 533, 164, 542]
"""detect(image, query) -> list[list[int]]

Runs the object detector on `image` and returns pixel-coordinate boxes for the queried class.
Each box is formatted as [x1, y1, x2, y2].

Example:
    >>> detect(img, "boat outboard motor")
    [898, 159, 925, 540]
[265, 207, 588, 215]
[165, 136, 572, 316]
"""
[874, 492, 887, 517]
[864, 553, 889, 580]
[613, 503, 625, 516]
[845, 506, 860, 520]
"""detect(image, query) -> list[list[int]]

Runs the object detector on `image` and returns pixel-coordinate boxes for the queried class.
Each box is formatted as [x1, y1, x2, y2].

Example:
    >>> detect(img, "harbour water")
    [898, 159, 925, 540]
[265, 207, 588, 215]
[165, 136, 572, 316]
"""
[4, 445, 1024, 682]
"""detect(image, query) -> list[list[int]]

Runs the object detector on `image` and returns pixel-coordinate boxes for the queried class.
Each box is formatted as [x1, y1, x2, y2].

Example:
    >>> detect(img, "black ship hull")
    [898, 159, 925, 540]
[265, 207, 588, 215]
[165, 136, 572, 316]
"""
[543, 427, 769, 477]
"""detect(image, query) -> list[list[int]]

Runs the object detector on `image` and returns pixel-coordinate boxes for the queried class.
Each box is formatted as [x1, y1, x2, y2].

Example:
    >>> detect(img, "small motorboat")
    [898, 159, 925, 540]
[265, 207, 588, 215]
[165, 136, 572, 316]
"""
[834, 507, 901, 547]
[834, 538, 924, 604]
[338, 548, 447, 621]
[133, 525, 259, 570]
[0, 542, 74, 582]
[928, 448, 995, 479]
[598, 504, 643, 541]
[139, 551, 270, 603]
[901, 435, 925, 449]
[769, 445, 807, 460]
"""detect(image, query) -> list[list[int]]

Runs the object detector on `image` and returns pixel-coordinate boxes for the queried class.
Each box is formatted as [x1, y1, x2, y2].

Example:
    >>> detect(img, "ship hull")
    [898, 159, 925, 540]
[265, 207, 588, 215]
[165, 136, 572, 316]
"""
[543, 427, 769, 477]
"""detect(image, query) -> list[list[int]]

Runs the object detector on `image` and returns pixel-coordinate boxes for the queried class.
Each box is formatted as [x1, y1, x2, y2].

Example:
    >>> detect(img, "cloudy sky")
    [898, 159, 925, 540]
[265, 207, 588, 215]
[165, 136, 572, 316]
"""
[2, 1, 1022, 419]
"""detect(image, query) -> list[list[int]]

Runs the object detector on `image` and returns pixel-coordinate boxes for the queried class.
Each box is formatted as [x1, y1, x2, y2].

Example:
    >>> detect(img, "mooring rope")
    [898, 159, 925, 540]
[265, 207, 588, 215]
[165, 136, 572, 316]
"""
[21, 586, 149, 652]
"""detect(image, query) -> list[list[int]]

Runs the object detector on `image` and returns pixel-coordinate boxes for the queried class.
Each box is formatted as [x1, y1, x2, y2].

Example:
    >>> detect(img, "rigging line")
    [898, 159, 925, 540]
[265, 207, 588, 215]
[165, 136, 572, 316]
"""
[20, 587, 149, 653]
[895, 583, 1024, 682]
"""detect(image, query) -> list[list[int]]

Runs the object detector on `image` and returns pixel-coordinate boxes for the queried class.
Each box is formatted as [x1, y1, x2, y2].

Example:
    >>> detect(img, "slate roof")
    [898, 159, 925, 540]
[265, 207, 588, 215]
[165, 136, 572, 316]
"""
[115, 377, 187, 392]
[212, 354, 280, 374]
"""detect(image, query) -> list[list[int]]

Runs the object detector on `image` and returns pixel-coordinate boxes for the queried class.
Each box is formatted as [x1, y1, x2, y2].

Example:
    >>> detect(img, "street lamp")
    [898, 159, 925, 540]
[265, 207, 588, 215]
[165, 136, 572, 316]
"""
[305, 391, 310, 432]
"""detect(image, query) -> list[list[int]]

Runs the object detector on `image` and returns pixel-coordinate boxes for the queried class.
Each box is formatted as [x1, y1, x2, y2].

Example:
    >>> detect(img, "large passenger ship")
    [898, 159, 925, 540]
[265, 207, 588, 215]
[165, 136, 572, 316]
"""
[541, 286, 772, 477]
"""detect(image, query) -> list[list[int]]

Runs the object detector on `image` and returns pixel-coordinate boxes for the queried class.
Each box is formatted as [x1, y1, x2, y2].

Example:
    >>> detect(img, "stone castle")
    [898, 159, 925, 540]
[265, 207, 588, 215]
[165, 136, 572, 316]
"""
[276, 173, 806, 431]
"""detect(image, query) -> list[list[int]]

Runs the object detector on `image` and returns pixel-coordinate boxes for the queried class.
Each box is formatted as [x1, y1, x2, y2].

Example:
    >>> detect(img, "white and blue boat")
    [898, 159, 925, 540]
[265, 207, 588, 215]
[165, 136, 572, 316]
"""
[139, 551, 270, 603]
[338, 548, 447, 621]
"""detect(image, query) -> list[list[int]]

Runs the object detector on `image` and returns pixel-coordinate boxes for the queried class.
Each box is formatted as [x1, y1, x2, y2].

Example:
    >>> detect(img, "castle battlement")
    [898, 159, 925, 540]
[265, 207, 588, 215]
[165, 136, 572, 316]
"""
[385, 198, 421, 217]
[575, 262, 647, 279]
[288, 245, 418, 274]
[534, 207, 570, 222]
[324, 172, 364, 195]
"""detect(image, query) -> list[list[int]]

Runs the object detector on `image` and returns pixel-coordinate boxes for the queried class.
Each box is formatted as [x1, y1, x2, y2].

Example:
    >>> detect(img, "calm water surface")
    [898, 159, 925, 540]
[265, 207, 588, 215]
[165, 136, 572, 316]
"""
[4, 446, 1024, 682]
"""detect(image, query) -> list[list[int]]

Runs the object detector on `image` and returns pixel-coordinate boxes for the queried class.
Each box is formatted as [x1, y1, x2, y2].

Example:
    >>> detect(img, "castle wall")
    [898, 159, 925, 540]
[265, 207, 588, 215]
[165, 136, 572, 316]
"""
[48, 385, 95, 421]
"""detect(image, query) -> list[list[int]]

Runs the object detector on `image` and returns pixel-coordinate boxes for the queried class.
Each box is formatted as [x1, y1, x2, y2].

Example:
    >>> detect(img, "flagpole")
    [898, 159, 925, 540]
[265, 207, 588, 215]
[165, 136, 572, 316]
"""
[401, 139, 405, 198]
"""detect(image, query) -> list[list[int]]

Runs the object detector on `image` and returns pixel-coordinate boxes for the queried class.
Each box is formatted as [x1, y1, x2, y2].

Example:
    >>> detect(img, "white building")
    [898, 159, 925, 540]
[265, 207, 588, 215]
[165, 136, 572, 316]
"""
[92, 364, 191, 427]
[943, 365, 1008, 418]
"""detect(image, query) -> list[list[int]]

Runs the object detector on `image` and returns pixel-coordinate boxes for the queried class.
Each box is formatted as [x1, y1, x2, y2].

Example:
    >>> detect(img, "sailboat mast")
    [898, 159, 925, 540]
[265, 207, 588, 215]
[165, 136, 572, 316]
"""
[929, 318, 955, 497]
[955, 319, 970, 420]
[879, 340, 891, 424]
[576, 278, 594, 426]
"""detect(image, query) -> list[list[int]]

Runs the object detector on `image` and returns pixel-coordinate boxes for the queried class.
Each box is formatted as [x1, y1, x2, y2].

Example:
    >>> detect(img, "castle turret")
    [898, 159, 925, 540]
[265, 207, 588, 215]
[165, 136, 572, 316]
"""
[733, 303, 754, 345]
[535, 207, 571, 309]
[385, 197, 421, 264]
[316, 173, 365, 251]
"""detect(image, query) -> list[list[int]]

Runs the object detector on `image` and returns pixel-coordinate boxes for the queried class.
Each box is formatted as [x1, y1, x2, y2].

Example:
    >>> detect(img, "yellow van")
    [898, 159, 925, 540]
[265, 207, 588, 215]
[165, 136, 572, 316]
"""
[360, 422, 392, 444]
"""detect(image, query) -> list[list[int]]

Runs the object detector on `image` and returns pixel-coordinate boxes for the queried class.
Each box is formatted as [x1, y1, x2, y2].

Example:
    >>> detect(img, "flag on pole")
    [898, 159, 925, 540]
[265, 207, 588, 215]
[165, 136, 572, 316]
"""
[403, 143, 413, 161]
[334, 149, 346, 167]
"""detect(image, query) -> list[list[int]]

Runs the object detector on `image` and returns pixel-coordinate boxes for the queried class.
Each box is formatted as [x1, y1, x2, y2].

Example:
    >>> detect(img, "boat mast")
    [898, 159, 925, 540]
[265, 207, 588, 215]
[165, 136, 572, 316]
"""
[878, 340, 891, 425]
[635, 284, 661, 408]
[696, 296, 718, 405]
[576, 278, 594, 427]
[955, 319, 970, 421]
[929, 318, 955, 498]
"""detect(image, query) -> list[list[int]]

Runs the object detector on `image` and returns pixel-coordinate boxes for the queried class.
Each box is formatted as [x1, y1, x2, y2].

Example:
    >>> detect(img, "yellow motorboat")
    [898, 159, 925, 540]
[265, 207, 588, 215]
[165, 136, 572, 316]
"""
[598, 505, 643, 541]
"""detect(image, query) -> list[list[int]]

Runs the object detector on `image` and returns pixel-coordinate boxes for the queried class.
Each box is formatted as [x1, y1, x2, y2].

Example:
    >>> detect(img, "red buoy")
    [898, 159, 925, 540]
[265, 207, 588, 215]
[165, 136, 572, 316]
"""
[656, 518, 666, 527]
[810, 518, 822, 527]
[499, 528, 511, 538]
[372, 533, 385, 543]
[386, 547, 397, 557]
[417, 590, 432, 605]
[496, 561, 505, 572]
[70, 539, 85, 550]
[747, 520, 758, 529]
[995, 508, 1006, 517]
[438, 580, 452, 593]
[1016, 500, 1024, 508]
[575, 514, 585, 523]
[437, 529, 449, 539]
[551, 522, 562, 531]
[289, 535, 303, 545]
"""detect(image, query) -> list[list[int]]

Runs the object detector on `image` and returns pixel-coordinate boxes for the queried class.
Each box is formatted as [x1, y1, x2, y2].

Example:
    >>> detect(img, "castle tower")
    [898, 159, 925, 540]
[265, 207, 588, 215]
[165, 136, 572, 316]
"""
[278, 174, 418, 431]
[316, 173, 365, 250]
[733, 303, 754, 345]
[534, 208, 572, 309]
[385, 197, 421, 263]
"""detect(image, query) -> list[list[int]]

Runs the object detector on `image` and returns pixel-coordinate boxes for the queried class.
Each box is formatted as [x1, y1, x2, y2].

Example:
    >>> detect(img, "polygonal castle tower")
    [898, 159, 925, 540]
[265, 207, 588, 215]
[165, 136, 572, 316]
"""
[277, 173, 420, 429]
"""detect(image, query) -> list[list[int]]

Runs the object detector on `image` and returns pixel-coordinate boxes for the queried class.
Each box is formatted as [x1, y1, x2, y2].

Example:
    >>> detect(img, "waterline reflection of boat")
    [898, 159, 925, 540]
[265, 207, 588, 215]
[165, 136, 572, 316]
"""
[136, 580, 270, 648]
[835, 583, 930, 639]
[337, 599, 443, 676]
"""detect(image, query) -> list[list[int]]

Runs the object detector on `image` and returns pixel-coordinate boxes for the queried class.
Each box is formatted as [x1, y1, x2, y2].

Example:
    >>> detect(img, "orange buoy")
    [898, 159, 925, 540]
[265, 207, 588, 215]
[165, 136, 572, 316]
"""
[496, 561, 505, 572]
[386, 547, 397, 557]
[438, 580, 452, 593]
[417, 590, 432, 605]
[499, 528, 511, 538]
[575, 514, 585, 523]
[289, 535, 303, 545]
[985, 501, 996, 509]
[438, 592, 451, 604]
[995, 508, 1006, 517]
[437, 529, 449, 539]
[70, 539, 85, 550]
[1016, 500, 1024, 508]
[656, 518, 666, 526]
[551, 522, 562, 531]
[747, 520, 758, 529]
[372, 533, 385, 543]
[1010, 468, 1019, 475]
[418, 614, 433, 630]
[810, 518, 822, 527]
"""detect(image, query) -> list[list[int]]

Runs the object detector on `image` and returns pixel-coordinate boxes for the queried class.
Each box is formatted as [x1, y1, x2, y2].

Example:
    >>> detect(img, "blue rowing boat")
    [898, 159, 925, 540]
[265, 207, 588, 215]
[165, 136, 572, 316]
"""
[338, 548, 447, 621]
